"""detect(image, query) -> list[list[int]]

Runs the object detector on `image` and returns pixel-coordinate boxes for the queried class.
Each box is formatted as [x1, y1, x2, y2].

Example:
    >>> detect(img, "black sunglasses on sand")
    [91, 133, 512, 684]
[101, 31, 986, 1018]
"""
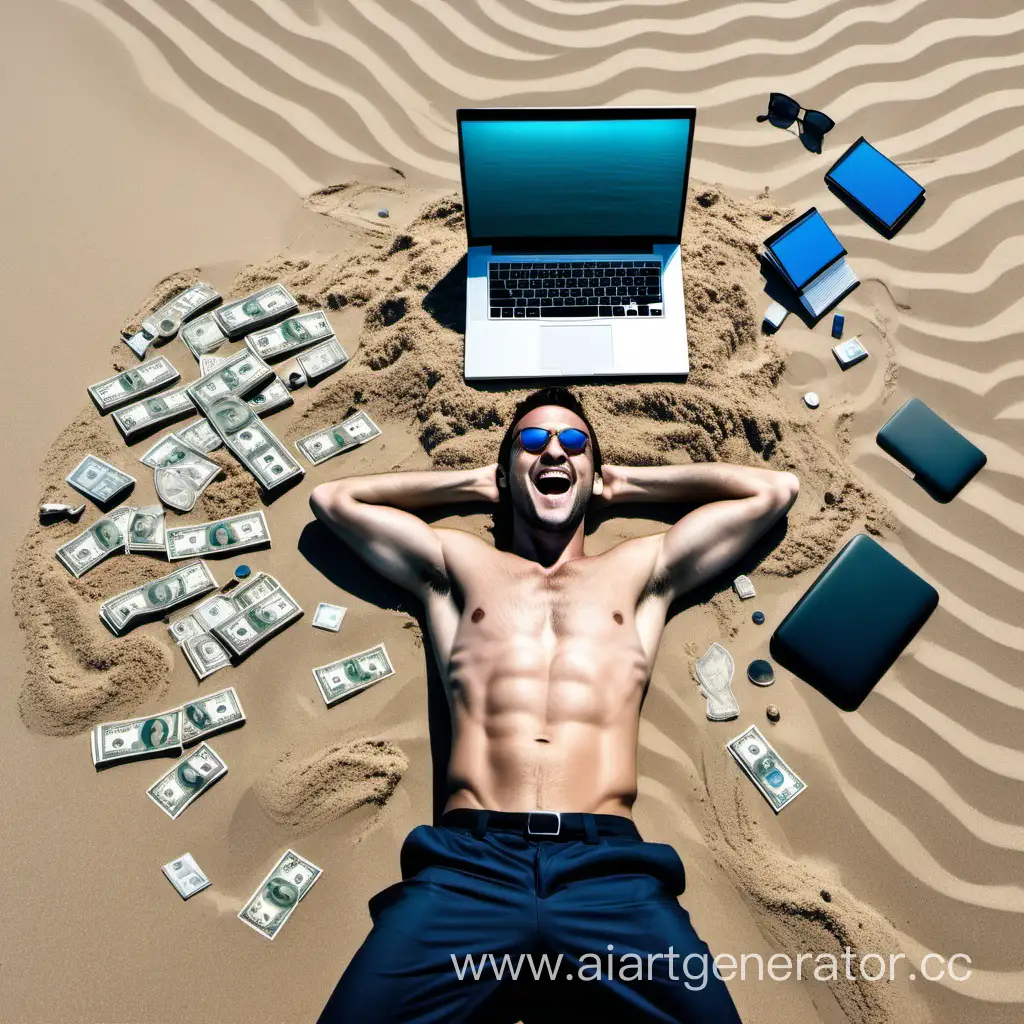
[757, 93, 834, 145]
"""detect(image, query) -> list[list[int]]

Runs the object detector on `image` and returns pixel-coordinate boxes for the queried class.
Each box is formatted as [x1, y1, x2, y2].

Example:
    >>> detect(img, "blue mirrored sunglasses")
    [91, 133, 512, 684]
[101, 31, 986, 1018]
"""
[518, 427, 590, 454]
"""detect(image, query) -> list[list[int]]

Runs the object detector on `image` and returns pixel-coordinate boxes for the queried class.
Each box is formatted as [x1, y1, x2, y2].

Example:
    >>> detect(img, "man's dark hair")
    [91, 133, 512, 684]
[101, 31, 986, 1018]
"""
[496, 385, 603, 477]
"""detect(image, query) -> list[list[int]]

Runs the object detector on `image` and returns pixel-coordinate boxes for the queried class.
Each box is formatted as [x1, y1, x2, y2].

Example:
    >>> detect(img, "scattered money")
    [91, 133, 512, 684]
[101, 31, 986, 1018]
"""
[40, 502, 86, 520]
[180, 688, 245, 745]
[181, 311, 229, 359]
[732, 575, 756, 600]
[312, 603, 346, 632]
[165, 511, 270, 561]
[213, 584, 303, 657]
[65, 455, 135, 505]
[181, 630, 232, 681]
[185, 348, 275, 415]
[56, 506, 135, 577]
[168, 613, 204, 644]
[313, 643, 394, 707]
[696, 642, 739, 722]
[125, 505, 166, 554]
[238, 849, 322, 941]
[146, 743, 227, 820]
[198, 353, 227, 376]
[247, 376, 293, 417]
[245, 310, 335, 361]
[833, 336, 869, 370]
[91, 710, 183, 768]
[215, 284, 298, 338]
[162, 853, 211, 900]
[204, 395, 305, 490]
[123, 282, 221, 358]
[190, 571, 278, 633]
[296, 336, 349, 382]
[140, 433, 221, 497]
[155, 468, 198, 513]
[296, 411, 381, 466]
[88, 356, 180, 412]
[112, 384, 196, 441]
[177, 418, 222, 454]
[727, 725, 805, 812]
[100, 560, 218, 635]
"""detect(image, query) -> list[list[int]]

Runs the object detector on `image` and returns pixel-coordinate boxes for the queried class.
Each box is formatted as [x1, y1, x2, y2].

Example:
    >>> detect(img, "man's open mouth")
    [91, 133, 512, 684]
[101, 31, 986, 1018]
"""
[534, 469, 572, 496]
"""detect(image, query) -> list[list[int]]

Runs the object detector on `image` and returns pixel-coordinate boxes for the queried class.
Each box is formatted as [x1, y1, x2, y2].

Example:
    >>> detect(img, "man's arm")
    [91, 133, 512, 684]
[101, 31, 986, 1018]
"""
[309, 465, 499, 600]
[600, 462, 799, 602]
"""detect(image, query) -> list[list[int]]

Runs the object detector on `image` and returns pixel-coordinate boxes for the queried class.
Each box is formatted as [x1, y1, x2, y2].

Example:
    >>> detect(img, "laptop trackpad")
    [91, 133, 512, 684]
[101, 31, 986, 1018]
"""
[539, 326, 614, 375]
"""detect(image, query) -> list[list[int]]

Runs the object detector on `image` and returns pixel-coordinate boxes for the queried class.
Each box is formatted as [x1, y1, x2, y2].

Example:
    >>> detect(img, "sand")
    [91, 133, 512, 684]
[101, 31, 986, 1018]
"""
[3, 2, 1023, 1023]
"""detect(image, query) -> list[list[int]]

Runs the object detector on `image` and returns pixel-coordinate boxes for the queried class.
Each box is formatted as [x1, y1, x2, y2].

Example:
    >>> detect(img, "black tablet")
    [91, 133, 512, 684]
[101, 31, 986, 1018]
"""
[770, 534, 938, 712]
[876, 398, 986, 503]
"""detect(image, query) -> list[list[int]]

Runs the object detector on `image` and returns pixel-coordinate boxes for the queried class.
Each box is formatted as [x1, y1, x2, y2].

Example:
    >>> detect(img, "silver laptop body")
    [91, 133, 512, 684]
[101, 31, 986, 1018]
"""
[458, 106, 696, 381]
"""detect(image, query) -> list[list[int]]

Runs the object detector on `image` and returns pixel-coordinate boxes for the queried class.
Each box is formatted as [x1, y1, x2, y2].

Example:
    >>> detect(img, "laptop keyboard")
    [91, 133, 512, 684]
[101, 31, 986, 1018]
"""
[488, 260, 663, 318]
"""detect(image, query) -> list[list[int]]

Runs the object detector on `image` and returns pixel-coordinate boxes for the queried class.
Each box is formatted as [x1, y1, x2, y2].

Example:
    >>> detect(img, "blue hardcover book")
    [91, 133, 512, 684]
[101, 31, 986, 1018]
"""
[826, 137, 925, 234]
[762, 208, 858, 318]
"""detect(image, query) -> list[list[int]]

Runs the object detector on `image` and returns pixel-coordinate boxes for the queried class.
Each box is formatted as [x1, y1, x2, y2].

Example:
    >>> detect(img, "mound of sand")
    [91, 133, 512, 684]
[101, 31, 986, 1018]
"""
[254, 738, 408, 833]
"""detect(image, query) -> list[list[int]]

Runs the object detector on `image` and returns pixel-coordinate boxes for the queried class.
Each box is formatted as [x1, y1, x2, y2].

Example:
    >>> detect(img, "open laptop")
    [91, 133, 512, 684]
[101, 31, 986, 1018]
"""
[457, 106, 696, 381]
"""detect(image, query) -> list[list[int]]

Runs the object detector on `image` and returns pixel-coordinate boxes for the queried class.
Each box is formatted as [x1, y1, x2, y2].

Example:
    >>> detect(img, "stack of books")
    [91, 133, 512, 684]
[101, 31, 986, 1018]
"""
[762, 208, 859, 319]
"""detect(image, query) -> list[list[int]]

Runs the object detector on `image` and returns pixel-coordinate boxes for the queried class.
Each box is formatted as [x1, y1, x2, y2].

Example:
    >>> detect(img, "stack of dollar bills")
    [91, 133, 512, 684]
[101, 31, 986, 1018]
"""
[296, 411, 381, 466]
[313, 643, 394, 707]
[99, 561, 218, 635]
[147, 743, 228, 820]
[122, 282, 221, 359]
[88, 356, 181, 412]
[65, 454, 135, 505]
[726, 725, 807, 813]
[91, 687, 245, 768]
[238, 849, 322, 941]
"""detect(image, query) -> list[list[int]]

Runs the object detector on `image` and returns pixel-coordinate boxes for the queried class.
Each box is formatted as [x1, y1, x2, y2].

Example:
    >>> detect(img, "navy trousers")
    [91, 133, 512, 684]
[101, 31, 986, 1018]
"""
[318, 814, 742, 1023]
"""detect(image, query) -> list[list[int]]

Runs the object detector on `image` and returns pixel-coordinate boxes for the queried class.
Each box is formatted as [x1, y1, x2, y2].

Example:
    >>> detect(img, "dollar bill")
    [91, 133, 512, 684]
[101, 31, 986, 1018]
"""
[146, 743, 227, 820]
[162, 853, 211, 900]
[140, 433, 221, 493]
[313, 643, 394, 707]
[126, 505, 166, 554]
[112, 384, 196, 441]
[726, 725, 806, 813]
[165, 511, 270, 560]
[100, 560, 218, 635]
[88, 356, 180, 412]
[191, 594, 243, 632]
[204, 395, 304, 490]
[296, 411, 381, 466]
[238, 849, 322, 941]
[296, 336, 349, 382]
[214, 284, 298, 338]
[185, 348, 275, 416]
[181, 311, 228, 359]
[244, 310, 334, 361]
[732, 575, 756, 600]
[56, 506, 135, 577]
[180, 687, 245, 745]
[168, 613, 204, 644]
[176, 418, 223, 454]
[124, 282, 221, 358]
[312, 603, 346, 632]
[247, 376, 293, 417]
[91, 709, 183, 768]
[181, 630, 232, 681]
[65, 455, 135, 505]
[213, 585, 302, 657]
[155, 468, 199, 513]
[696, 642, 740, 722]
[198, 353, 228, 376]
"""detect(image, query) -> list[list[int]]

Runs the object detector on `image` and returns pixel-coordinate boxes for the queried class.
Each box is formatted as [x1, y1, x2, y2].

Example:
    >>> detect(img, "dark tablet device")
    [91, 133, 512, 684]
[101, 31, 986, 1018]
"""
[770, 534, 938, 711]
[876, 398, 986, 503]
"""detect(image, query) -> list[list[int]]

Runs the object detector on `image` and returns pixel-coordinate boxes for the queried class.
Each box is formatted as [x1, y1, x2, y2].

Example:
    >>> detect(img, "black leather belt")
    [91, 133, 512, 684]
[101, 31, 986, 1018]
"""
[441, 808, 640, 842]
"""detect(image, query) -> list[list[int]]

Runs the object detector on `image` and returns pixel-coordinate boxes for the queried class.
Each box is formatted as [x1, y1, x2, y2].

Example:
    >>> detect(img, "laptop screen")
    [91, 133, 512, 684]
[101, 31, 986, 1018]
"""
[458, 113, 693, 243]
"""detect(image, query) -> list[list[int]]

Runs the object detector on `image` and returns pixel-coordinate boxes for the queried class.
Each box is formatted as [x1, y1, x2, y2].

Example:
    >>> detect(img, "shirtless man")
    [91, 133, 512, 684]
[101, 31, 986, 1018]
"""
[312, 386, 798, 1023]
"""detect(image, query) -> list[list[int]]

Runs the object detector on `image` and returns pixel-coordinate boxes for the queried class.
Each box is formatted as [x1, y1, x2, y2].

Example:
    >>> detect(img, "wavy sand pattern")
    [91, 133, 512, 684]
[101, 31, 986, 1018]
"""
[10, 2, 1024, 1022]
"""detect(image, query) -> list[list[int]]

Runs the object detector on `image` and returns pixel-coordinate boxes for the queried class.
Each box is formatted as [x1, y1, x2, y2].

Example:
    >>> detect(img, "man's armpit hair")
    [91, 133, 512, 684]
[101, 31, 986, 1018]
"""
[419, 563, 452, 597]
[639, 568, 672, 604]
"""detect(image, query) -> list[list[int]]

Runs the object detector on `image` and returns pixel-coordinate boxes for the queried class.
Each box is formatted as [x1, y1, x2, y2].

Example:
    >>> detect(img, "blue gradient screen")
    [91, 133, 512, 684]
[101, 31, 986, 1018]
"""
[460, 118, 691, 239]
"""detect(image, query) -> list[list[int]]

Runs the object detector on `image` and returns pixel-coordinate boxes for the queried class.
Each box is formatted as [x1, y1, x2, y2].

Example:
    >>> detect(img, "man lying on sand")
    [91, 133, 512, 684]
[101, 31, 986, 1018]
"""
[311, 385, 798, 1023]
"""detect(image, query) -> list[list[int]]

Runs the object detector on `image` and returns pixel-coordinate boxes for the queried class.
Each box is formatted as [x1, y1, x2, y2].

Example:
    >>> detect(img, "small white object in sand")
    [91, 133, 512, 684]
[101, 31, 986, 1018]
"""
[733, 574, 756, 600]
[313, 603, 347, 632]
[162, 852, 211, 900]
[803, 391, 820, 409]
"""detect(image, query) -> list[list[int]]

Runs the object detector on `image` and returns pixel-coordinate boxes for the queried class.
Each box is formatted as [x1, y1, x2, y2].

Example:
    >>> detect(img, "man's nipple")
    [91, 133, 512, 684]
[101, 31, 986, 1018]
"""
[471, 607, 485, 623]
[613, 611, 624, 625]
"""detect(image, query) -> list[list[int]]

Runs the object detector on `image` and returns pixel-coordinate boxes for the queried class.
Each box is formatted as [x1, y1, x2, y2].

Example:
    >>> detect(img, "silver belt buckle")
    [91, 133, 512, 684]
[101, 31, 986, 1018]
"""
[527, 811, 561, 836]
